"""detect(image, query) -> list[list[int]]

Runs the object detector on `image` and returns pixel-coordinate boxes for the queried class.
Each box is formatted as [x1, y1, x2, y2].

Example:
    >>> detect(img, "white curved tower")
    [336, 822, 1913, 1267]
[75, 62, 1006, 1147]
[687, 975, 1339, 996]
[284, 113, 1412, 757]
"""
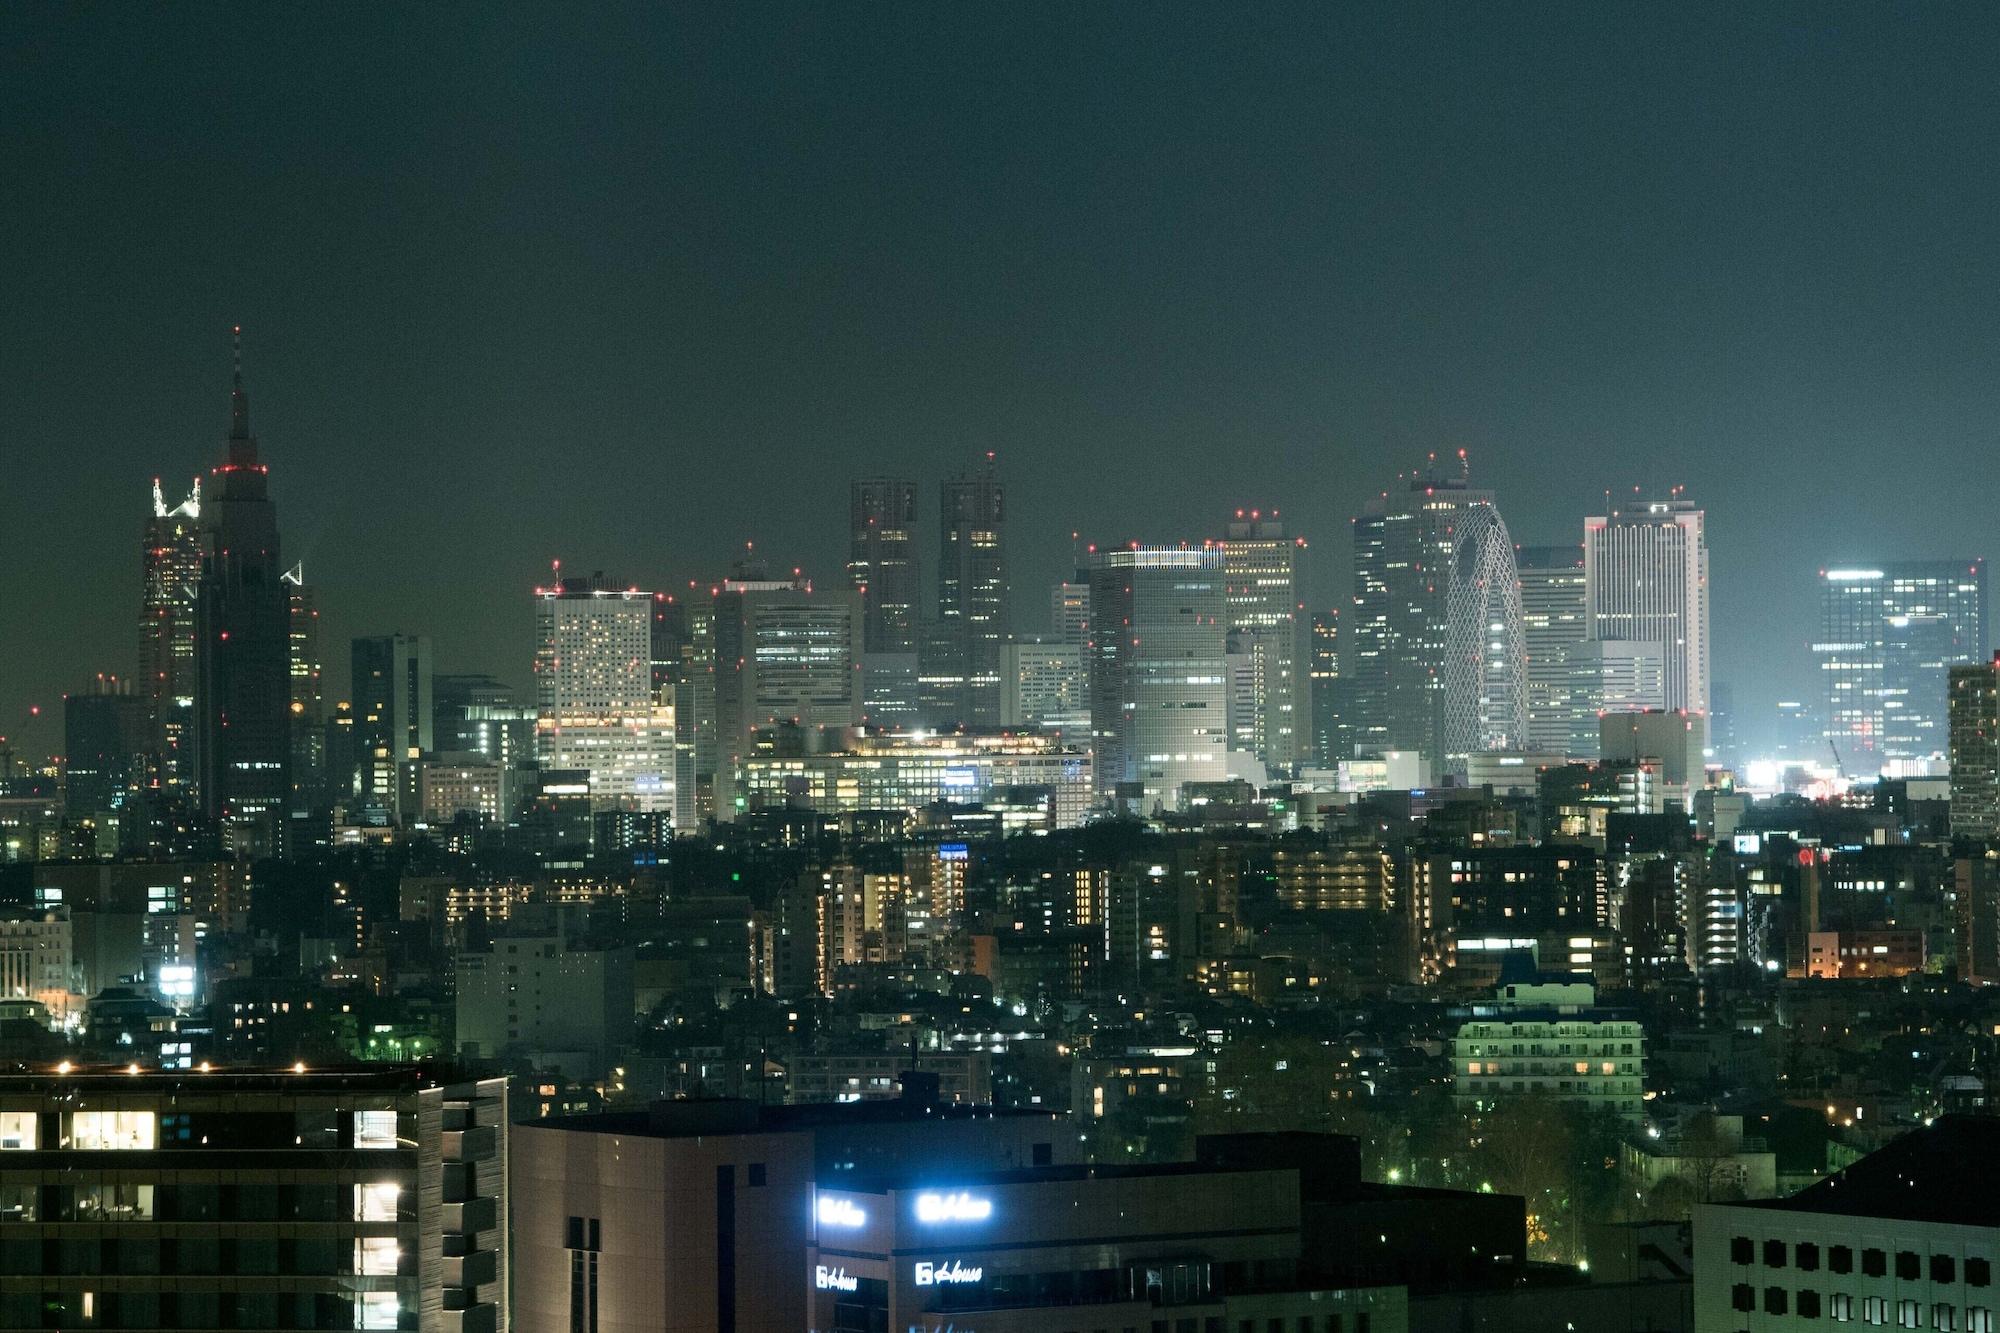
[1443, 502, 1528, 768]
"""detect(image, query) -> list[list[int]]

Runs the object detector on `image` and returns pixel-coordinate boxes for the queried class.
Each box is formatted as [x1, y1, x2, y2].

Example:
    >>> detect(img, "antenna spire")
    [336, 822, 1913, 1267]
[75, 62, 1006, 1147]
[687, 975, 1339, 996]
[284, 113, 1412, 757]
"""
[228, 325, 251, 444]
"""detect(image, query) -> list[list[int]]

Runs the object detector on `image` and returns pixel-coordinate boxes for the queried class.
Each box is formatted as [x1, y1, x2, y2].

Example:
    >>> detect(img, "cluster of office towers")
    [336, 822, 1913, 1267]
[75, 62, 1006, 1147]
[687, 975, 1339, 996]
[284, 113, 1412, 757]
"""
[71, 342, 1990, 850]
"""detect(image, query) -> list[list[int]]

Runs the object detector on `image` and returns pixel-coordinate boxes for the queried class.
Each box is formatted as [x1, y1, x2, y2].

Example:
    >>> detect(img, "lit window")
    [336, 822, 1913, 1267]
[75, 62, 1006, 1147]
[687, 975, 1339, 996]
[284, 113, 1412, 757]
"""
[0, 1111, 35, 1151]
[68, 1111, 156, 1150]
[355, 1110, 398, 1149]
[357, 1293, 399, 1329]
[355, 1237, 399, 1276]
[355, 1182, 400, 1222]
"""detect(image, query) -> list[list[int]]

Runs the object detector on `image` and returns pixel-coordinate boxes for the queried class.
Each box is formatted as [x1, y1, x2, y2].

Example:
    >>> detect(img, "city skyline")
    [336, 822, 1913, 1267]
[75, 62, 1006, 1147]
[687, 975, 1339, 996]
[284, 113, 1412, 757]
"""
[9, 6, 2000, 760]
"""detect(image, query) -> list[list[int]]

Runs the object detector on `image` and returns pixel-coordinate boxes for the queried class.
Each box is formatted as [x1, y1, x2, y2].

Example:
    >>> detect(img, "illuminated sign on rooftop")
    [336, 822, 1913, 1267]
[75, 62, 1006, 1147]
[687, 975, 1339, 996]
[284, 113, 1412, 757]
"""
[817, 1196, 867, 1229]
[914, 1191, 992, 1224]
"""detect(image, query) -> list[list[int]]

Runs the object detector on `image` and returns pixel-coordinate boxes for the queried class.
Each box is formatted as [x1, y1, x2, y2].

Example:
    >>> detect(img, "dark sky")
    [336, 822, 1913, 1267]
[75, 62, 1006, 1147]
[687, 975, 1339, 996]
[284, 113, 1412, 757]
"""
[5, 3, 1998, 760]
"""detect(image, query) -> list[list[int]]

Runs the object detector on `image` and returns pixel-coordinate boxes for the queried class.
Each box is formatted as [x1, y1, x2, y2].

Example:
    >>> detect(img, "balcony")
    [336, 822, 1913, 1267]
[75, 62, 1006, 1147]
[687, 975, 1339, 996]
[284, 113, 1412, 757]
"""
[444, 1246, 499, 1289]
[438, 1302, 498, 1333]
[444, 1195, 497, 1233]
[442, 1123, 498, 1163]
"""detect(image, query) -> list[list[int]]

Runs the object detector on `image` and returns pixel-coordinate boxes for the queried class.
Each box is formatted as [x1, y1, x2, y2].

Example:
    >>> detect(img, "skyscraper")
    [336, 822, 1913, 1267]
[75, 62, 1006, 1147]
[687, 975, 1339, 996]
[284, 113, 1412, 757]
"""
[1950, 654, 2000, 841]
[933, 455, 1008, 727]
[1583, 495, 1710, 716]
[1440, 501, 1527, 768]
[1051, 580, 1090, 646]
[193, 329, 290, 856]
[283, 564, 326, 814]
[1344, 453, 1498, 767]
[1816, 561, 1987, 775]
[1218, 511, 1305, 774]
[1086, 546, 1229, 808]
[140, 476, 209, 798]
[534, 574, 674, 816]
[1516, 544, 1588, 755]
[63, 676, 149, 824]
[1308, 610, 1340, 767]
[709, 571, 861, 813]
[848, 479, 921, 655]
[350, 633, 434, 825]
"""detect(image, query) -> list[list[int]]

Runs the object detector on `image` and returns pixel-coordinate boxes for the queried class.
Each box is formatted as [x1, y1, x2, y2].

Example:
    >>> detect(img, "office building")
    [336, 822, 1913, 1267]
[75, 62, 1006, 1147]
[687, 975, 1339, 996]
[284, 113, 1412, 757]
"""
[1086, 546, 1229, 808]
[511, 1084, 1073, 1333]
[1563, 640, 1668, 758]
[0, 1066, 507, 1333]
[807, 1155, 1411, 1333]
[193, 331, 291, 856]
[1219, 511, 1306, 773]
[1050, 580, 1090, 646]
[350, 634, 433, 826]
[140, 476, 210, 797]
[1517, 544, 1589, 755]
[433, 675, 536, 773]
[283, 566, 328, 814]
[740, 729, 1092, 828]
[1817, 561, 1988, 775]
[414, 753, 508, 827]
[1451, 978, 1646, 1122]
[848, 479, 921, 655]
[1584, 495, 1710, 715]
[1951, 654, 2000, 840]
[534, 575, 676, 815]
[710, 573, 861, 815]
[1345, 454, 1498, 767]
[63, 679, 149, 821]
[1308, 609, 1341, 767]
[999, 639, 1089, 744]
[933, 456, 1009, 728]
[1693, 1116, 2000, 1333]
[454, 927, 634, 1073]
[1599, 709, 1708, 791]
[1440, 501, 1528, 769]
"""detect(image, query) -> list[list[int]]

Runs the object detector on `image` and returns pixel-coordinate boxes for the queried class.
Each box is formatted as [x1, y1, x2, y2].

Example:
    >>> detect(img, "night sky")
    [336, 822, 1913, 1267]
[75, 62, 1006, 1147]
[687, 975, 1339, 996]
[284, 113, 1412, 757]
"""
[6, 4, 1999, 759]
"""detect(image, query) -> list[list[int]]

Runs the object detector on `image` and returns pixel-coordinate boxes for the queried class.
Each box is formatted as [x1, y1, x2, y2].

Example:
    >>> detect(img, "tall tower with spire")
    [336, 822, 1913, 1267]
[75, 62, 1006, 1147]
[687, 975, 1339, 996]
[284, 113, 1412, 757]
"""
[193, 328, 292, 855]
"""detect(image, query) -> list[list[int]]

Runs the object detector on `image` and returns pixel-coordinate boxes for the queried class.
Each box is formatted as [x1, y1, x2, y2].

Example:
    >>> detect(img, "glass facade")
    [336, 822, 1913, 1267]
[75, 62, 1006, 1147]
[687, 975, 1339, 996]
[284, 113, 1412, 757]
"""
[1818, 561, 1987, 775]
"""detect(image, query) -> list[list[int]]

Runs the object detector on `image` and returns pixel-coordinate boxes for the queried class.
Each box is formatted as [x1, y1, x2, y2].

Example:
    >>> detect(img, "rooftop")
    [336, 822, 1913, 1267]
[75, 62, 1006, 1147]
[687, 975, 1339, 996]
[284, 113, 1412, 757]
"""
[1744, 1115, 2000, 1226]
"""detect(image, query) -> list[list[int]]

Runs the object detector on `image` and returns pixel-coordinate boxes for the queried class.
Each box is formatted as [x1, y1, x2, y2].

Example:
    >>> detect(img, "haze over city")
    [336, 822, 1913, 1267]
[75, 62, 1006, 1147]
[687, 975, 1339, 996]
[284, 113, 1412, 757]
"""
[7, 4, 2000, 757]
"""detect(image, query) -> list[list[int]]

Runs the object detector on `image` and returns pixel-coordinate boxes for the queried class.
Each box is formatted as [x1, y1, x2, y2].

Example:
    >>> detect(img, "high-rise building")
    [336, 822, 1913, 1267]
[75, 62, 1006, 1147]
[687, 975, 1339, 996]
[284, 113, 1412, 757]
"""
[1440, 502, 1527, 768]
[1949, 654, 2000, 840]
[848, 479, 921, 655]
[534, 575, 675, 815]
[349, 635, 434, 826]
[283, 565, 326, 814]
[1086, 546, 1229, 808]
[1051, 580, 1090, 646]
[710, 572, 861, 814]
[140, 476, 209, 797]
[1218, 511, 1306, 774]
[933, 456, 1008, 727]
[1561, 640, 1667, 758]
[1344, 453, 1497, 766]
[1584, 495, 1710, 715]
[434, 674, 535, 773]
[193, 330, 291, 857]
[1516, 544, 1588, 755]
[63, 677, 149, 821]
[1816, 561, 1987, 775]
[1000, 640, 1089, 744]
[1308, 610, 1340, 767]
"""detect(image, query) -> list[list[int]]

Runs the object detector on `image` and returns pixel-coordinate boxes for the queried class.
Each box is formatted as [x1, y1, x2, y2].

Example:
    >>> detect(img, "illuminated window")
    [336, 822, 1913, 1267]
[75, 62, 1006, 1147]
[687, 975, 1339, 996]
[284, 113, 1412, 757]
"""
[355, 1182, 400, 1222]
[354, 1110, 398, 1149]
[355, 1237, 399, 1276]
[74, 1183, 153, 1220]
[0, 1111, 35, 1150]
[68, 1111, 156, 1150]
[357, 1293, 399, 1329]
